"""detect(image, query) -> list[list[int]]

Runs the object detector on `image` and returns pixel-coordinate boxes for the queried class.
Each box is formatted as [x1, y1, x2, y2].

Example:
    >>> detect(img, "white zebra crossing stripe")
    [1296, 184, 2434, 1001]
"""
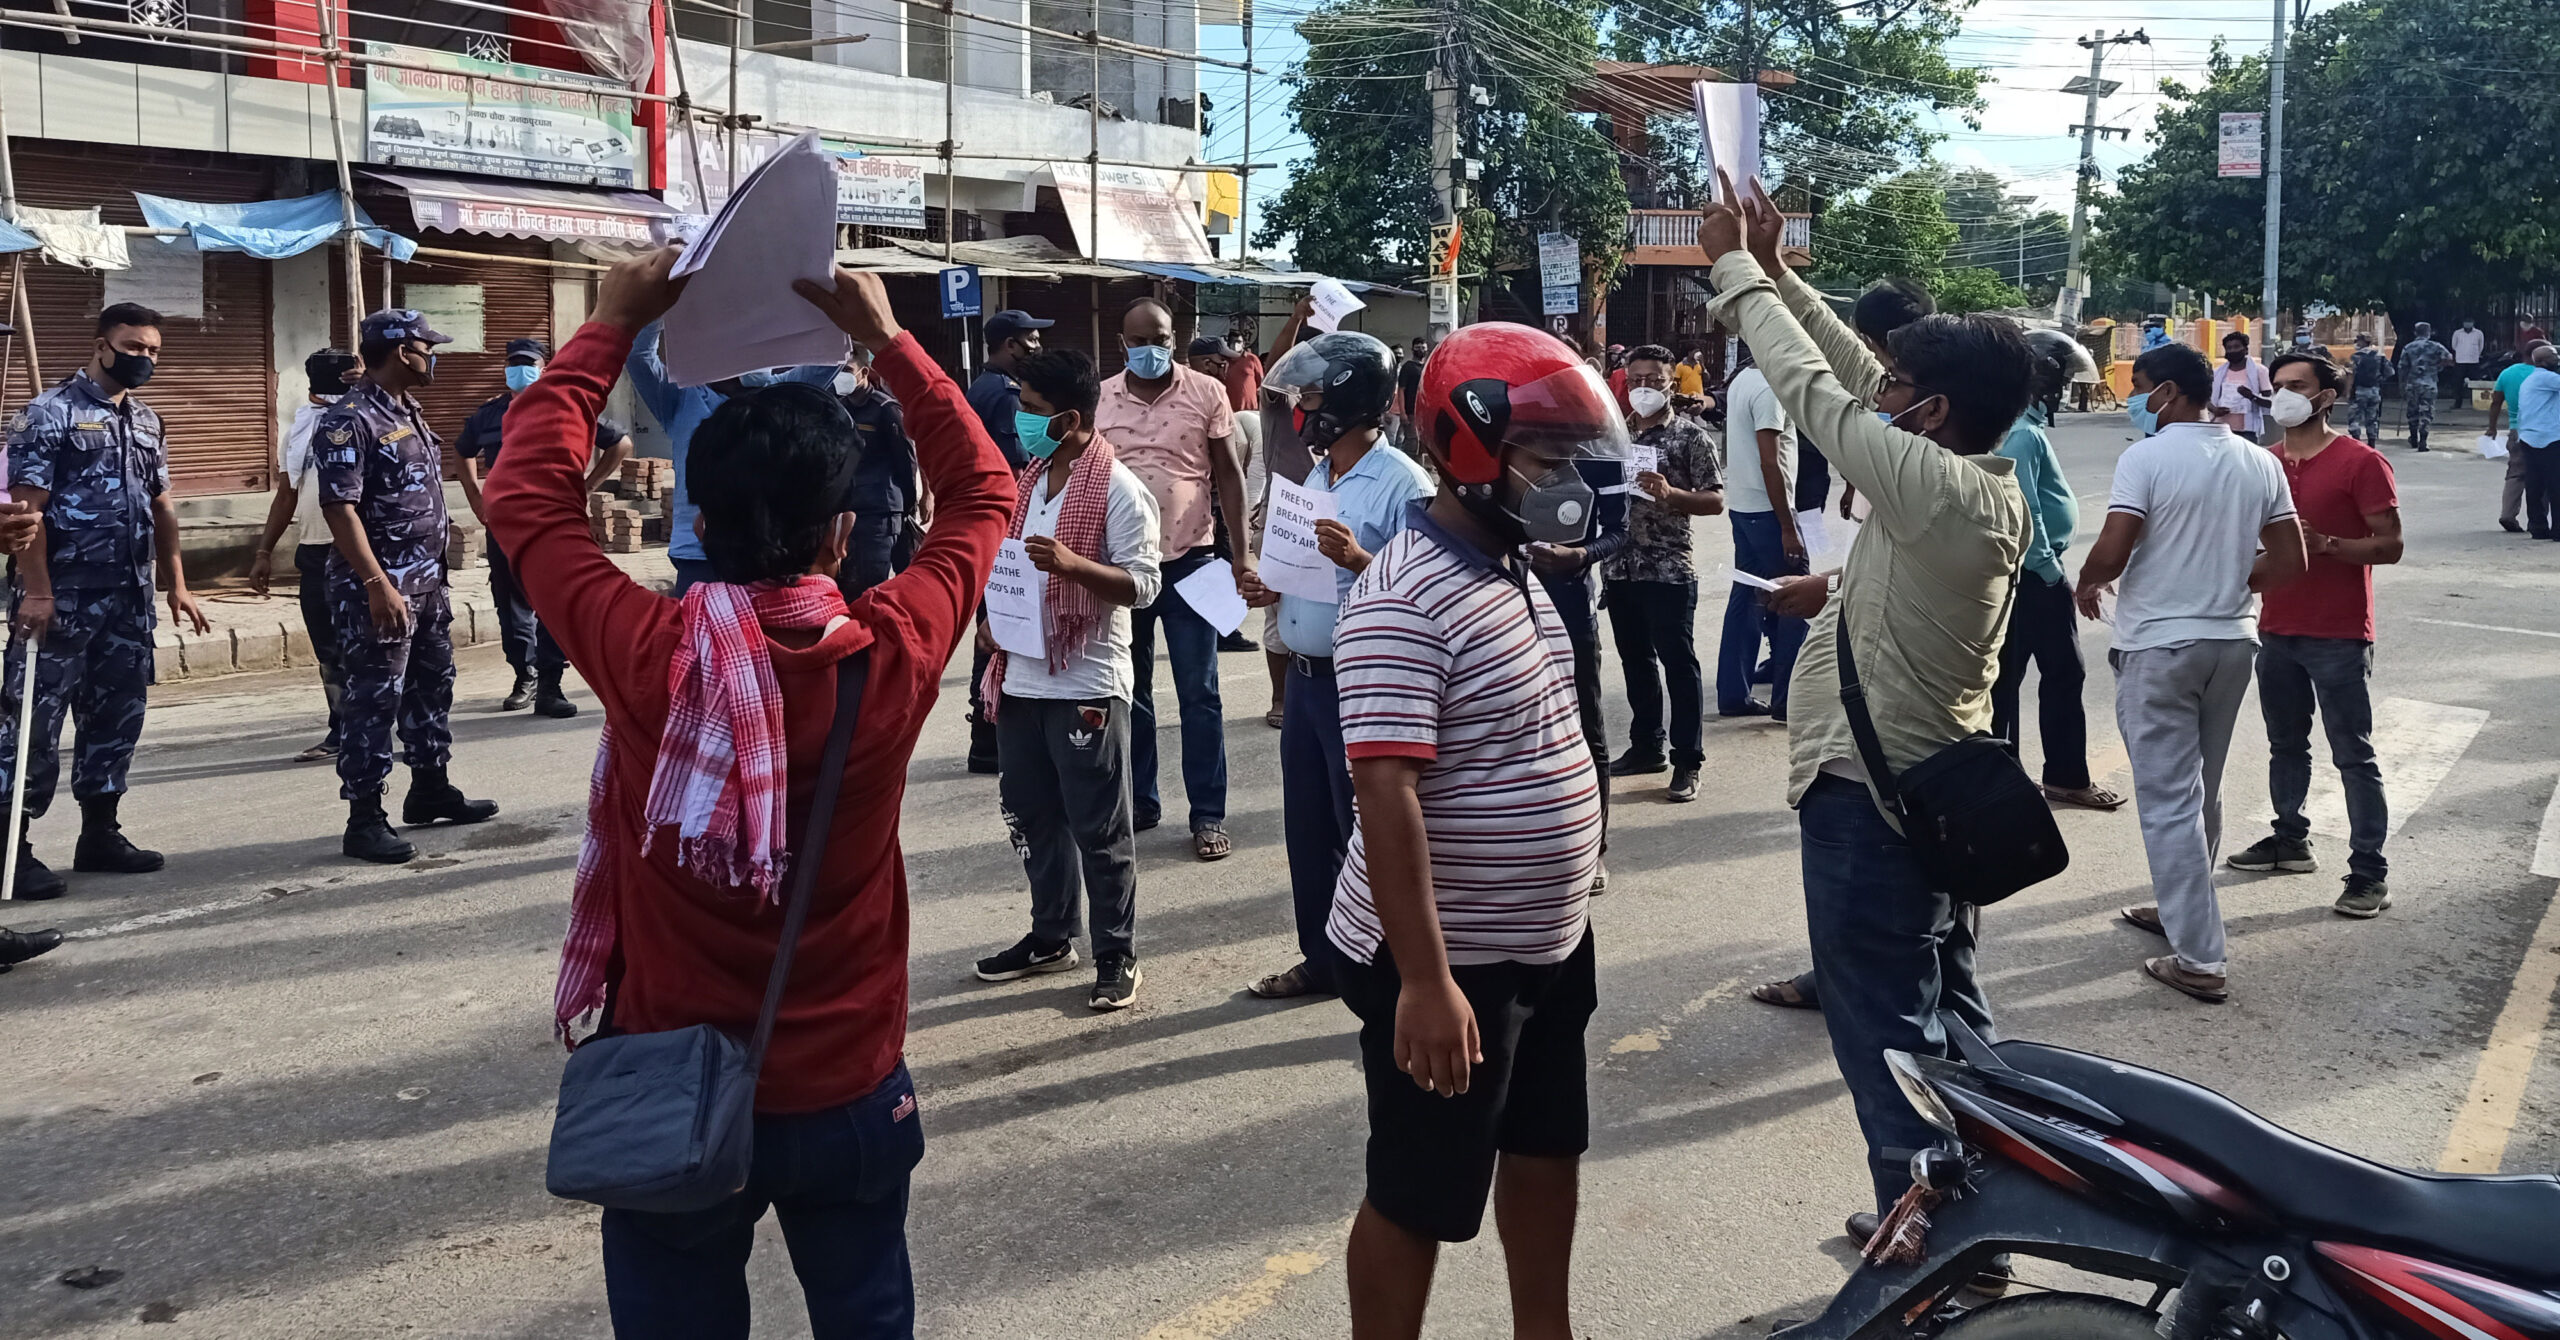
[2277, 697, 2487, 841]
[2531, 776, 2560, 879]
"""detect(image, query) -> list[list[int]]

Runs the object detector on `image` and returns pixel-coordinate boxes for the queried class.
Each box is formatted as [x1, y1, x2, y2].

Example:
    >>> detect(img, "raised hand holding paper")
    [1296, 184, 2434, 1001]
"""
[661, 131, 850, 386]
[985, 538, 1048, 658]
[1690, 80, 1763, 193]
[1307, 278, 1365, 334]
[1260, 475, 1343, 602]
[1175, 558, 1251, 636]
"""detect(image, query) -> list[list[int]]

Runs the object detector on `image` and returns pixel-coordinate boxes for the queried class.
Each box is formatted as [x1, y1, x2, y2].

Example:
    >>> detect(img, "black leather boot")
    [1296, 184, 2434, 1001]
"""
[533, 669, 578, 720]
[9, 834, 65, 900]
[402, 765, 499, 826]
[344, 792, 415, 864]
[499, 670, 536, 712]
[73, 795, 163, 873]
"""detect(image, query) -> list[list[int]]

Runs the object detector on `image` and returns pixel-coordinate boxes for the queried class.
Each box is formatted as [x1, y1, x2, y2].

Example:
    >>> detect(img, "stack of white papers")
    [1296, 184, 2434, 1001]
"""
[661, 131, 850, 386]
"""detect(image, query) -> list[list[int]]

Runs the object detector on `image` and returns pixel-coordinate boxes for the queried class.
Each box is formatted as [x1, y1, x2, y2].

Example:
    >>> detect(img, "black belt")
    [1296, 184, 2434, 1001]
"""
[1293, 654, 1336, 678]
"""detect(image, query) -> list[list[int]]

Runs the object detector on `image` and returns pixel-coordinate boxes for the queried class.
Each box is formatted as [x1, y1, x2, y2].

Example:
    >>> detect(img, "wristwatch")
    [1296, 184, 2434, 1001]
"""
[1825, 573, 1843, 594]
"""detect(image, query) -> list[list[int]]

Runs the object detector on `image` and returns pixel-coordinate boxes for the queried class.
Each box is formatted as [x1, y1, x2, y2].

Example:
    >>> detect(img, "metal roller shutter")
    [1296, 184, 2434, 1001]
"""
[2, 143, 279, 495]
[331, 236, 554, 474]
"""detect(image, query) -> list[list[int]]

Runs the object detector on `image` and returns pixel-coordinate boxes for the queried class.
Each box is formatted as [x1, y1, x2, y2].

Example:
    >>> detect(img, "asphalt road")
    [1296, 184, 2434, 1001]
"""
[5, 413, 2559, 1339]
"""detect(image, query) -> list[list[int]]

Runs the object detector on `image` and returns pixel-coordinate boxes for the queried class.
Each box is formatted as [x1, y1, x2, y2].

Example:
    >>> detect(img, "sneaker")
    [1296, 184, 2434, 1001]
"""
[1720, 700, 1772, 719]
[1608, 748, 1668, 777]
[2227, 834, 2316, 873]
[1090, 953, 1142, 1010]
[1589, 860, 1609, 895]
[1666, 765, 1700, 803]
[2334, 875, 2392, 919]
[975, 934, 1078, 982]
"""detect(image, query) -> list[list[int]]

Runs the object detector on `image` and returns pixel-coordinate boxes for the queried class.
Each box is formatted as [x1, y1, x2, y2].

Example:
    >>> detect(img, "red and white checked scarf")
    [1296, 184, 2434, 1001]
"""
[975, 435, 1115, 718]
[555, 576, 851, 1041]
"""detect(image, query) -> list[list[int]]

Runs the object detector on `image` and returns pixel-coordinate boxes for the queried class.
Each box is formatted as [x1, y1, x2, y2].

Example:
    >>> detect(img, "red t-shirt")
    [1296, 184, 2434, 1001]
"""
[484, 323, 1012, 1113]
[1223, 349, 1263, 412]
[2261, 434, 2396, 642]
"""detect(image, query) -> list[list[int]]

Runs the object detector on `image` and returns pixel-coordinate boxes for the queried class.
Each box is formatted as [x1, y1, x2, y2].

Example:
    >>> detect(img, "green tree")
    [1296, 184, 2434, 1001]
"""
[2095, 0, 2560, 336]
[1258, 0, 1629, 291]
[1810, 169, 1956, 286]
[1601, 0, 1985, 213]
[1939, 167, 2070, 300]
[1934, 267, 2030, 315]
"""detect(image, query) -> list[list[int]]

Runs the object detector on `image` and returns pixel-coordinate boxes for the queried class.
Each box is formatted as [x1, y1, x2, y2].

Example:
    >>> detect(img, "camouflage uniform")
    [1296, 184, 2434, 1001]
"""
[0, 371, 165, 819]
[2399, 338, 2450, 447]
[2348, 347, 2389, 445]
[315, 380, 455, 801]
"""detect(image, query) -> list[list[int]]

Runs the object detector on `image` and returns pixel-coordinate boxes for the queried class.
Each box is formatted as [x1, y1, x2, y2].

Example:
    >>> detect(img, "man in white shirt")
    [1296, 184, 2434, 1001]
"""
[972, 349, 1165, 1012]
[2452, 318, 2486, 388]
[2211, 331, 2273, 439]
[246, 347, 359, 762]
[1717, 346, 1806, 718]
[2075, 342, 2305, 1004]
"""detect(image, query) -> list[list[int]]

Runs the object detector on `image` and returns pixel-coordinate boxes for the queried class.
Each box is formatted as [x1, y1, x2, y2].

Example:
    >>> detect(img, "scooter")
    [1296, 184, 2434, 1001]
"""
[1776, 1017, 2560, 1340]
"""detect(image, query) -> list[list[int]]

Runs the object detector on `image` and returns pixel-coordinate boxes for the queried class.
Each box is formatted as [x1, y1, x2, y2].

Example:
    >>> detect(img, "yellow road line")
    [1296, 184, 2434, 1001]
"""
[2438, 878, 2560, 1173]
[1138, 1250, 1326, 1340]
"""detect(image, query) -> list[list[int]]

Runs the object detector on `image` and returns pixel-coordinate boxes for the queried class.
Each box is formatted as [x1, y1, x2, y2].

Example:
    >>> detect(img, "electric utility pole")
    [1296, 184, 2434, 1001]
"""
[2060, 28, 2147, 326]
[2261, 0, 2287, 363]
[1425, 0, 1467, 333]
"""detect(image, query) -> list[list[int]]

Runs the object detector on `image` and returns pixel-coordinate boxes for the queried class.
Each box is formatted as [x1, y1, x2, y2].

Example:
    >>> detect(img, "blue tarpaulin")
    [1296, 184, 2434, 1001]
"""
[0, 220, 38, 254]
[133, 191, 418, 263]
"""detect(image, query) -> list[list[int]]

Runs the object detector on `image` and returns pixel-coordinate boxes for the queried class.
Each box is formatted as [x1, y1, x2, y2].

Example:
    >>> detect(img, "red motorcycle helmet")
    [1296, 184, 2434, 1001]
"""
[1417, 322, 1629, 486]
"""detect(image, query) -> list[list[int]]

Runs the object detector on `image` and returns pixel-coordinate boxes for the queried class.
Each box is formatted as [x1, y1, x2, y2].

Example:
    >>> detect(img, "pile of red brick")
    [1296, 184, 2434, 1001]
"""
[589, 457, 674, 553]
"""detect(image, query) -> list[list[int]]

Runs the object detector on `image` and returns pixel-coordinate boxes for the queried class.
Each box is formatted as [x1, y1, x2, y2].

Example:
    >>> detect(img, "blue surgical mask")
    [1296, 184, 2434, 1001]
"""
[2127, 386, 2161, 437]
[505, 364, 539, 393]
[1124, 343, 1173, 379]
[1016, 409, 1065, 459]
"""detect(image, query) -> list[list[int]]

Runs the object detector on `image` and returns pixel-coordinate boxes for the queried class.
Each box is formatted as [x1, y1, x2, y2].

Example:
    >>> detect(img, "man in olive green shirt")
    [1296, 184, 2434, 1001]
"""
[1702, 181, 2038, 1225]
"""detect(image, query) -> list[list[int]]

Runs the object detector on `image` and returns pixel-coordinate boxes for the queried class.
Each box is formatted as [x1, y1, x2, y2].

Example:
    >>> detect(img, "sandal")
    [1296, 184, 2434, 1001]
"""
[1264, 707, 1284, 730]
[295, 741, 339, 763]
[2143, 956, 2229, 1004]
[2046, 783, 2128, 811]
[1248, 962, 1330, 999]
[2118, 906, 2166, 937]
[1192, 825, 1232, 861]
[1749, 973, 1821, 1010]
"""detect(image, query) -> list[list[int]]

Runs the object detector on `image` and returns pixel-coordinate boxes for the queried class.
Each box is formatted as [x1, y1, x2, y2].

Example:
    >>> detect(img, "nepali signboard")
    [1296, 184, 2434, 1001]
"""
[1051, 163, 1216, 265]
[1538, 232, 1578, 316]
[2218, 112, 2264, 179]
[664, 129, 927, 229]
[364, 43, 643, 188]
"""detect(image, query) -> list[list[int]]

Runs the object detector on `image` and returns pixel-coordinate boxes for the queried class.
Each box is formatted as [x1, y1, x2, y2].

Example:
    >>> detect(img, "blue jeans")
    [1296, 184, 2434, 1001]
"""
[1280, 662, 1353, 988]
[1130, 546, 1229, 830]
[1799, 774, 1994, 1212]
[2257, 635, 2387, 881]
[601, 1063, 924, 1340]
[1718, 510, 1808, 716]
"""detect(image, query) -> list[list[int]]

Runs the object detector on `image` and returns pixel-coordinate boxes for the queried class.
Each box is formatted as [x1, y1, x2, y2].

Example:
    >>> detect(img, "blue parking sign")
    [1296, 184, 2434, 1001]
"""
[940, 265, 983, 319]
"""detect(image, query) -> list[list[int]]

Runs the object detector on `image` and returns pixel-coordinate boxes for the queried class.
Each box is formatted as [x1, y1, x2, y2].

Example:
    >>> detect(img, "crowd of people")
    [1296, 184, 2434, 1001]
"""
[0, 180, 2481, 1337]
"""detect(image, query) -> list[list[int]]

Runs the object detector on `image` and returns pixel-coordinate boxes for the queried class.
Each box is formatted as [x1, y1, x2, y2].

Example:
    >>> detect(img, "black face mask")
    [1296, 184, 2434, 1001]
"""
[104, 350, 154, 390]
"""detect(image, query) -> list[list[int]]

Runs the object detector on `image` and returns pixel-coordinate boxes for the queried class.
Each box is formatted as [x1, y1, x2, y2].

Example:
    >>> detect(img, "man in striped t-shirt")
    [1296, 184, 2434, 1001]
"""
[1328, 322, 1617, 1338]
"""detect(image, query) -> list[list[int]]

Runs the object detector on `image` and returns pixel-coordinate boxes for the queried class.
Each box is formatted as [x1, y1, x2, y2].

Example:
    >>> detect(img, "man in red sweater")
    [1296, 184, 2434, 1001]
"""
[484, 247, 1010, 1338]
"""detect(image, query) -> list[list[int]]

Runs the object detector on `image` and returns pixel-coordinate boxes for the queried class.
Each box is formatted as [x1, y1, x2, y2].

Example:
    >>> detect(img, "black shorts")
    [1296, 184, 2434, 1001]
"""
[1336, 930, 1598, 1243]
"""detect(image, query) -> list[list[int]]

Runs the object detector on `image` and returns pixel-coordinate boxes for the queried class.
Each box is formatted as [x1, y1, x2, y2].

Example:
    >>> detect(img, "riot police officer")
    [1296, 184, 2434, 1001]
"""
[0, 301, 210, 898]
[829, 342, 917, 598]
[317, 310, 497, 863]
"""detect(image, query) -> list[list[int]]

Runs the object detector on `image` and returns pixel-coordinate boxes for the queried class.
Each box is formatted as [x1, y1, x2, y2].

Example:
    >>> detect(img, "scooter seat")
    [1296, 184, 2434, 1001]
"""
[1995, 1040, 2560, 1285]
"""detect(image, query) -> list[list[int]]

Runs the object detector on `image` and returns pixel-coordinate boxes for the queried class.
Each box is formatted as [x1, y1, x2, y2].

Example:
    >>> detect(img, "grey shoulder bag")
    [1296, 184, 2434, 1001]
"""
[544, 650, 869, 1214]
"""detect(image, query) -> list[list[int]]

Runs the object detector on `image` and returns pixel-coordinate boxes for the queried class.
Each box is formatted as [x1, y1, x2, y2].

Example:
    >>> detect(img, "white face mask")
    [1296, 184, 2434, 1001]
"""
[1627, 387, 1669, 418]
[2268, 387, 2320, 428]
[833, 370, 863, 396]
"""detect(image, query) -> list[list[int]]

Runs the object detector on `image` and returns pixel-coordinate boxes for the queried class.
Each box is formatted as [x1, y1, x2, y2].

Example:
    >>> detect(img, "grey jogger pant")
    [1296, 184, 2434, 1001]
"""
[997, 693, 1138, 960]
[2112, 638, 2257, 976]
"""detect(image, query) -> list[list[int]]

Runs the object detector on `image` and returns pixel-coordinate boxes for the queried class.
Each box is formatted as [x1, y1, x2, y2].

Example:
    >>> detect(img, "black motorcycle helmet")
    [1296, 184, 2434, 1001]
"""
[2021, 327, 2097, 403]
[1264, 330, 1396, 454]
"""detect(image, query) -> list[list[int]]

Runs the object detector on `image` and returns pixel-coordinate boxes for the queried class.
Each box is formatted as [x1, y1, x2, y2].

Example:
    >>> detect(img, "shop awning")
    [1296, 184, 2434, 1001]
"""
[362, 170, 683, 247]
[134, 191, 417, 263]
[835, 246, 1063, 281]
[882, 235, 1142, 282]
[1108, 259, 1418, 297]
[0, 219, 39, 254]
